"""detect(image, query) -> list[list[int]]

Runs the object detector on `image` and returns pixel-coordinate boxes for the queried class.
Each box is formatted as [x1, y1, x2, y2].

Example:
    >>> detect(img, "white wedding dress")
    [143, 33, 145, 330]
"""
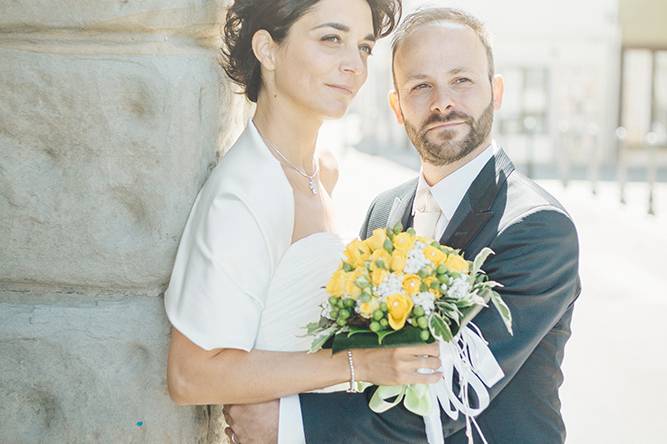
[255, 232, 346, 444]
[254, 232, 343, 352]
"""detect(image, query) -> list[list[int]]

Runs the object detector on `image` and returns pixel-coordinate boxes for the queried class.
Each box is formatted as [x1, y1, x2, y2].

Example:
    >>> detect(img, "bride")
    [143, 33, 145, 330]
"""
[164, 0, 442, 442]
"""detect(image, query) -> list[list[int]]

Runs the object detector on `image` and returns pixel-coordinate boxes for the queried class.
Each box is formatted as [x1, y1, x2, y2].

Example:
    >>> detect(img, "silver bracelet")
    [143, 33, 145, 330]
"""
[346, 350, 360, 393]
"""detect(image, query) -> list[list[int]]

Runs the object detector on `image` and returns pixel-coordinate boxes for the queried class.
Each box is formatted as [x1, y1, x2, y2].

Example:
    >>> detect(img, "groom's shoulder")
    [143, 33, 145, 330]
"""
[498, 170, 576, 236]
[369, 177, 419, 209]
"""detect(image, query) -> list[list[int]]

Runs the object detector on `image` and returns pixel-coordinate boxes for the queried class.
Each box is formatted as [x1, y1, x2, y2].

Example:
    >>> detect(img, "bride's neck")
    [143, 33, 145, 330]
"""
[253, 90, 321, 171]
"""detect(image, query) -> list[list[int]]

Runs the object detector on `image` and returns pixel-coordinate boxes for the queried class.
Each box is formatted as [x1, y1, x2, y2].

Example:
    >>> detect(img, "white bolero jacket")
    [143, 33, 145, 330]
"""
[164, 121, 295, 351]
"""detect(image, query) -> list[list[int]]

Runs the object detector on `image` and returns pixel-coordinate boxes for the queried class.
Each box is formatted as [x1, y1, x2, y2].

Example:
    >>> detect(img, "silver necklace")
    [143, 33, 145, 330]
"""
[257, 129, 320, 195]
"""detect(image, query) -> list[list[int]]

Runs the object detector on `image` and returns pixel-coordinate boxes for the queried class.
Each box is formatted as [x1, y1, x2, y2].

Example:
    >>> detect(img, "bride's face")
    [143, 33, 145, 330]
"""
[270, 0, 376, 119]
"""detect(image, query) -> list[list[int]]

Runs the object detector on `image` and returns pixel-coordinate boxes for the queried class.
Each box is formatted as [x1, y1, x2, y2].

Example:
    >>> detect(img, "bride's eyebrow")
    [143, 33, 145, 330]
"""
[311, 22, 376, 42]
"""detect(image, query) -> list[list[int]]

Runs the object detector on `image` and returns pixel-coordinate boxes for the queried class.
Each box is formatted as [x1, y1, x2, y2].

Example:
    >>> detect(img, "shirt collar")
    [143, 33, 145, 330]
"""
[413, 141, 499, 221]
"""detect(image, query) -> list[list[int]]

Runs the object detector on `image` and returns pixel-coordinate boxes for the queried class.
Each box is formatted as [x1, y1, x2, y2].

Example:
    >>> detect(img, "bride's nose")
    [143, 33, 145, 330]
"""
[339, 46, 365, 76]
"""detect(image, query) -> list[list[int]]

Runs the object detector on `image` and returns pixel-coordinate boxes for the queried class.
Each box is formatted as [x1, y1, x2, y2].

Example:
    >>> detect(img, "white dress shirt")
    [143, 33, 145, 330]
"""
[412, 141, 499, 240]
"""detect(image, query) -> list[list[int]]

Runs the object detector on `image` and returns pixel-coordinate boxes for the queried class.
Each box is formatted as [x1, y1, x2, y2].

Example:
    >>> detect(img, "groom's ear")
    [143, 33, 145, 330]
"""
[491, 74, 505, 111]
[251, 29, 278, 71]
[388, 90, 404, 125]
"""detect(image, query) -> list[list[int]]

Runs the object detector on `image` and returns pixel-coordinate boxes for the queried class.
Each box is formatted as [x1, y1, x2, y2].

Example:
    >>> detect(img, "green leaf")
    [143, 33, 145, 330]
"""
[347, 326, 372, 337]
[485, 280, 504, 289]
[376, 329, 398, 344]
[308, 327, 337, 353]
[305, 321, 324, 336]
[429, 313, 453, 342]
[490, 290, 513, 335]
[472, 247, 495, 275]
[442, 308, 461, 324]
[328, 325, 430, 353]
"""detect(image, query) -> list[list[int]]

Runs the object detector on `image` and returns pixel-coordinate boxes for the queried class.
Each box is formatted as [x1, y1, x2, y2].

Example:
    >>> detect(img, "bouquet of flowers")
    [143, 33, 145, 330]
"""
[306, 223, 513, 442]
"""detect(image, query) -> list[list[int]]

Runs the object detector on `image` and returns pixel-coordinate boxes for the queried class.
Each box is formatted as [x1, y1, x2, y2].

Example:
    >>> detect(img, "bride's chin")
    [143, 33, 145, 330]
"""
[318, 105, 350, 120]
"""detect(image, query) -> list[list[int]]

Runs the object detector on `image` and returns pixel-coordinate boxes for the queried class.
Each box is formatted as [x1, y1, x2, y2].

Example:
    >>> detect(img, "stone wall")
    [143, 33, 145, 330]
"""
[0, 1, 248, 442]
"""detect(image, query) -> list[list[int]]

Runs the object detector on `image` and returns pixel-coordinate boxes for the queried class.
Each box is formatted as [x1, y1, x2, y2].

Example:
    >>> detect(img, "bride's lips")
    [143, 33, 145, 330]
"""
[326, 83, 354, 96]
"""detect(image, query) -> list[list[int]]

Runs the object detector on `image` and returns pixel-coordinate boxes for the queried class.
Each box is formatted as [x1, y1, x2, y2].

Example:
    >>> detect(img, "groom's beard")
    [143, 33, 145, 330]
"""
[404, 100, 494, 166]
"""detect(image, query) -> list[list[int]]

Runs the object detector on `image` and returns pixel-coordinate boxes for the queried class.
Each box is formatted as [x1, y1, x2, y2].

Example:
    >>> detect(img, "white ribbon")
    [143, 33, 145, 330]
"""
[422, 323, 504, 444]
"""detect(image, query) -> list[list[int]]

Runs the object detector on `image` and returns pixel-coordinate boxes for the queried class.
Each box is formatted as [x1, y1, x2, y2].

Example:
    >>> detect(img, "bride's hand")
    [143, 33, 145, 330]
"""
[352, 343, 443, 386]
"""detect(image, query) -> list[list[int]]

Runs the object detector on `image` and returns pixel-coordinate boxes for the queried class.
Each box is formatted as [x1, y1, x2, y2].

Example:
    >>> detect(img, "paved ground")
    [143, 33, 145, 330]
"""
[332, 147, 667, 444]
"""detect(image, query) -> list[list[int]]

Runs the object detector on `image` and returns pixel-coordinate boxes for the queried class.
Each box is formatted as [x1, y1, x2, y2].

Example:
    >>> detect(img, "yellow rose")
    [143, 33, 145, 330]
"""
[423, 245, 447, 267]
[344, 239, 371, 268]
[416, 236, 433, 245]
[393, 232, 416, 253]
[326, 269, 347, 297]
[344, 268, 367, 299]
[358, 298, 380, 319]
[386, 293, 414, 330]
[402, 274, 422, 295]
[423, 276, 442, 299]
[365, 228, 387, 252]
[371, 268, 389, 287]
[369, 248, 392, 271]
[444, 254, 470, 274]
[390, 251, 408, 273]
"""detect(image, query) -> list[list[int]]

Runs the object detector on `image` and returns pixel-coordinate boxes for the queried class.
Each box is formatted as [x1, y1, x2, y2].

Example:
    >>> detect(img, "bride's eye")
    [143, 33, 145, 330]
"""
[322, 35, 342, 44]
[359, 44, 374, 56]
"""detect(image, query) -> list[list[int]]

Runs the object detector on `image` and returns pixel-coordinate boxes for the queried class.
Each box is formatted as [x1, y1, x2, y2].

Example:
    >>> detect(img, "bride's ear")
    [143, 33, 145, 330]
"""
[251, 29, 278, 71]
[388, 90, 404, 125]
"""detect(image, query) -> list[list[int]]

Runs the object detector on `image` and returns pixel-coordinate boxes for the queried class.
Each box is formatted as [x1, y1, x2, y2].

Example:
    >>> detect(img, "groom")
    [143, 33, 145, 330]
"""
[228, 7, 580, 443]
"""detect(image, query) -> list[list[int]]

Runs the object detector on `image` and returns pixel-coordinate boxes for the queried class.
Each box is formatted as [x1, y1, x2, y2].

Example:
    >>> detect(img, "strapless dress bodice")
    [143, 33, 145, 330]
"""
[254, 232, 344, 351]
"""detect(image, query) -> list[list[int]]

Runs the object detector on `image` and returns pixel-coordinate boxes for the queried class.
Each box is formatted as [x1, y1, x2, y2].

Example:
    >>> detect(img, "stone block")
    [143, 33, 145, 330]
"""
[0, 46, 245, 288]
[0, 289, 211, 443]
[0, 1, 229, 34]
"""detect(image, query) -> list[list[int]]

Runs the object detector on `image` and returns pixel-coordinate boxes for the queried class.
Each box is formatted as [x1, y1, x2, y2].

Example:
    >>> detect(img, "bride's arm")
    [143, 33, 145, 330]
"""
[167, 328, 346, 405]
[167, 327, 442, 406]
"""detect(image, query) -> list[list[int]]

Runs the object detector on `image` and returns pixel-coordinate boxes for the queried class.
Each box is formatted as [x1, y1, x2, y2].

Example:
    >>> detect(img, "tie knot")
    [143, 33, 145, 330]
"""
[415, 189, 440, 213]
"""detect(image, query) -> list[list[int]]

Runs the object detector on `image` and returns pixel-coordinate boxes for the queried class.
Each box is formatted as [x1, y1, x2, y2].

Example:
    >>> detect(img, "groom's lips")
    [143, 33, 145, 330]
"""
[424, 121, 466, 132]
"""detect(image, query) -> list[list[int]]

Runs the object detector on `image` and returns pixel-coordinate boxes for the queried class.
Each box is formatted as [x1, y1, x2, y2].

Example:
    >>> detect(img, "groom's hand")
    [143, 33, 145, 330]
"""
[223, 400, 279, 443]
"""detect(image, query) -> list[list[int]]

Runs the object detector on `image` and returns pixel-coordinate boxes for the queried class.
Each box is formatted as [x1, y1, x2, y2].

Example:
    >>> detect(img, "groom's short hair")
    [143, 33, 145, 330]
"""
[391, 8, 495, 85]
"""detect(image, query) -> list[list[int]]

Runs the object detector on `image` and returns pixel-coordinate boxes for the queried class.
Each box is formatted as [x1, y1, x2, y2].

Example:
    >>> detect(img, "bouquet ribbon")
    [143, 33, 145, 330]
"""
[369, 323, 504, 444]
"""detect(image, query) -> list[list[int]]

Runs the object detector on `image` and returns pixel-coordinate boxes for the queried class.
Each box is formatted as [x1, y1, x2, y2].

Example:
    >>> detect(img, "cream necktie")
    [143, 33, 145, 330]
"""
[413, 189, 443, 240]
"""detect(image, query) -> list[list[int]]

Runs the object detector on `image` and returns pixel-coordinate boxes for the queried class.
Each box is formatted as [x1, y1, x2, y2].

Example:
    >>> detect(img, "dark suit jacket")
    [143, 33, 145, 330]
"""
[299, 149, 581, 444]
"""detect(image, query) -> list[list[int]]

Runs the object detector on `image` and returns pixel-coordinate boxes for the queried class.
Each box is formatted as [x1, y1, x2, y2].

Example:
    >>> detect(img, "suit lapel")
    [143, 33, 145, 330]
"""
[440, 149, 515, 251]
[385, 182, 417, 230]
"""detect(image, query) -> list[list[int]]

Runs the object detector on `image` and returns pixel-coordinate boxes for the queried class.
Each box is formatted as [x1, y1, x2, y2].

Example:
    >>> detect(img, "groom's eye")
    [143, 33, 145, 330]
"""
[411, 83, 430, 92]
[454, 77, 472, 85]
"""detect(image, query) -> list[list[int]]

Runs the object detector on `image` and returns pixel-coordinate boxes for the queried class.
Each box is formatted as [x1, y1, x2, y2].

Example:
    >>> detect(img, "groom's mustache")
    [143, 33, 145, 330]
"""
[419, 111, 473, 134]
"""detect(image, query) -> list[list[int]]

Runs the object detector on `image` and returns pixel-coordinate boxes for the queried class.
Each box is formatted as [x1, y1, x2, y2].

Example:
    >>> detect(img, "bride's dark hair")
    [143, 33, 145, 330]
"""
[220, 0, 402, 103]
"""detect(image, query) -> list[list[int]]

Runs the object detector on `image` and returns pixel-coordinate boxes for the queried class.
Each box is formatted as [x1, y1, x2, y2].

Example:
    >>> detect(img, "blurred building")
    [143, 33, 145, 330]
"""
[345, 0, 667, 179]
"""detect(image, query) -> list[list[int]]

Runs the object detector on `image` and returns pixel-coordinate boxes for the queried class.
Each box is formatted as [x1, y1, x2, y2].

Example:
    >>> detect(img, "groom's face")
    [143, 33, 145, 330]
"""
[390, 22, 503, 166]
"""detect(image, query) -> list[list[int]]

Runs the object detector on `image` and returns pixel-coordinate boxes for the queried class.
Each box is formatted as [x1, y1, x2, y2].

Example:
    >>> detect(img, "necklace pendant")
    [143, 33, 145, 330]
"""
[308, 178, 318, 195]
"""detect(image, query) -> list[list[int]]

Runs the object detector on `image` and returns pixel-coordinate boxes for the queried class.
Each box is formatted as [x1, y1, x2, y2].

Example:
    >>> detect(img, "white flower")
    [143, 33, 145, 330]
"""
[376, 274, 403, 298]
[322, 303, 335, 320]
[405, 243, 429, 274]
[413, 292, 435, 314]
[447, 275, 472, 300]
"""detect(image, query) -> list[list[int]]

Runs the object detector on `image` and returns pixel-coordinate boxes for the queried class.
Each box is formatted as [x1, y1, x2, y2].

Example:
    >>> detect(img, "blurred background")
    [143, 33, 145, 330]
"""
[1, 0, 665, 443]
